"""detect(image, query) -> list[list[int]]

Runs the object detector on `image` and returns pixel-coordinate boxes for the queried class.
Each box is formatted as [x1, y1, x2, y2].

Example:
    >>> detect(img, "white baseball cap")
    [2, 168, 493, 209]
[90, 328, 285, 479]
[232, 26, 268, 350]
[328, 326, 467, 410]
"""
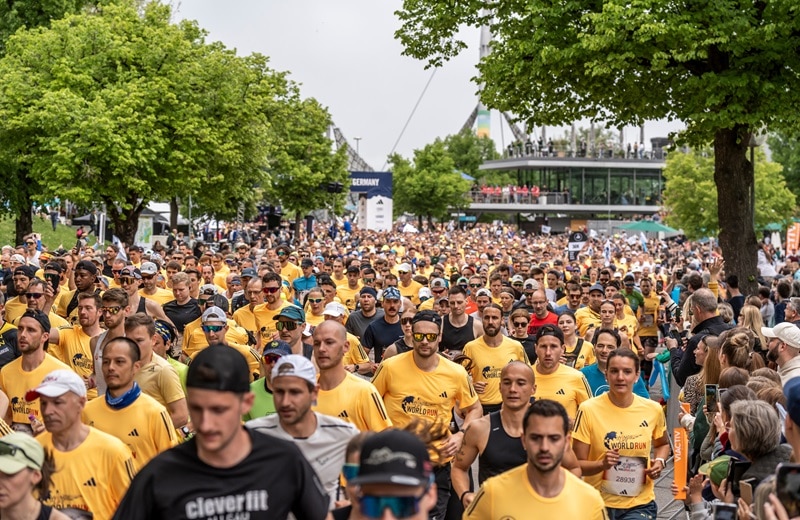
[762, 322, 800, 350]
[323, 302, 347, 318]
[271, 355, 317, 386]
[26, 369, 86, 401]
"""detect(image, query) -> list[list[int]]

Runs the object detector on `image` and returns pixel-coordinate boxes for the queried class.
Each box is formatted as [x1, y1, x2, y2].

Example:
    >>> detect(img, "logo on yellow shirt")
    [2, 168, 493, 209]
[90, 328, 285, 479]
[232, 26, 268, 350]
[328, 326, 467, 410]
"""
[603, 431, 648, 450]
[401, 396, 438, 417]
[481, 366, 502, 379]
[72, 353, 93, 371]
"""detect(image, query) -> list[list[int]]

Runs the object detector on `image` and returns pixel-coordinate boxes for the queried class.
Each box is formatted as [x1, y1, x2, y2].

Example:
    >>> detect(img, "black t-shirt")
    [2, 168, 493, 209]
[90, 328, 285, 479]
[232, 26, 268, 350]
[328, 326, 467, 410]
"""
[112, 427, 329, 520]
[163, 299, 201, 333]
[0, 323, 19, 369]
[362, 318, 402, 362]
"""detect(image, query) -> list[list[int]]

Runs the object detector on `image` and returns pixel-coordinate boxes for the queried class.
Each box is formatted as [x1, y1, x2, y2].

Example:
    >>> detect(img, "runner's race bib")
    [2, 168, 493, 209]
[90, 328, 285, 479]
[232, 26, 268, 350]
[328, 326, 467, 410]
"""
[602, 456, 647, 496]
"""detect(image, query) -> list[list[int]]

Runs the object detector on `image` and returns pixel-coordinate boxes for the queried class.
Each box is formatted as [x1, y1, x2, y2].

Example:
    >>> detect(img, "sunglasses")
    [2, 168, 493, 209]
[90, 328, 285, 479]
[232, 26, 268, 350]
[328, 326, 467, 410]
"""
[0, 442, 39, 468]
[202, 325, 225, 333]
[263, 287, 281, 294]
[307, 298, 323, 304]
[119, 277, 137, 285]
[341, 463, 359, 483]
[432, 289, 445, 295]
[363, 278, 375, 284]
[142, 275, 155, 280]
[24, 293, 44, 299]
[412, 332, 438, 342]
[358, 493, 424, 519]
[277, 251, 287, 257]
[101, 306, 122, 315]
[513, 321, 529, 327]
[275, 321, 300, 331]
[512, 282, 523, 287]
[398, 270, 409, 275]
[469, 283, 483, 288]
[400, 317, 414, 325]
[26, 242, 34, 246]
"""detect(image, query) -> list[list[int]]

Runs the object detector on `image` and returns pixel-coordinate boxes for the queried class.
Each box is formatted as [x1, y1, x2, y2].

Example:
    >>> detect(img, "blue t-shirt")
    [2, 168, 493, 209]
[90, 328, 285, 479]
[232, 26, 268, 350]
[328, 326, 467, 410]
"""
[581, 363, 650, 399]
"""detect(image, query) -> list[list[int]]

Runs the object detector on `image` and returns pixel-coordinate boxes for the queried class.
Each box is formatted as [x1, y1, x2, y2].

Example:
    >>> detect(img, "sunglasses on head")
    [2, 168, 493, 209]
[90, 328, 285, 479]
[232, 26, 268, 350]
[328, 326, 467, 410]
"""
[412, 332, 438, 342]
[101, 306, 122, 315]
[263, 287, 280, 294]
[201, 325, 225, 333]
[275, 321, 300, 331]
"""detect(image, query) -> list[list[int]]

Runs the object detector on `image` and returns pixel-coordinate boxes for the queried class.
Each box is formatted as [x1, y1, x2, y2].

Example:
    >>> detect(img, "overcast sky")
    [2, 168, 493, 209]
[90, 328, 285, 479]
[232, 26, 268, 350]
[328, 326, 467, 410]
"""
[177, 1, 685, 170]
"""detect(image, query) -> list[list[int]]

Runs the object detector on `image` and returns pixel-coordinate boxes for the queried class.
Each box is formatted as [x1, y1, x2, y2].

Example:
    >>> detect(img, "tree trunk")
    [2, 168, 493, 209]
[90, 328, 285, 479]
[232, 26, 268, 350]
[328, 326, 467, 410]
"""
[169, 197, 179, 231]
[295, 211, 303, 246]
[417, 215, 423, 230]
[106, 197, 144, 246]
[714, 126, 758, 296]
[15, 198, 33, 245]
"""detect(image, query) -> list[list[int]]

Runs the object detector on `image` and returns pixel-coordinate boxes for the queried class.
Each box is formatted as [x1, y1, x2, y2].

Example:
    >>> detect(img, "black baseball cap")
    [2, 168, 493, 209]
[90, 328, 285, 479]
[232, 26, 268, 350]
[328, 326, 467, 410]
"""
[186, 345, 250, 393]
[350, 429, 433, 487]
[20, 309, 50, 333]
[411, 310, 442, 327]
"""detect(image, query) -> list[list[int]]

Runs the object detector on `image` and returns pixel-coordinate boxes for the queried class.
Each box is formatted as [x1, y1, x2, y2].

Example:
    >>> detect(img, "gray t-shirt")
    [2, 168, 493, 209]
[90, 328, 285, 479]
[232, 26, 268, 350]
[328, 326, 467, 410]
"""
[345, 309, 384, 339]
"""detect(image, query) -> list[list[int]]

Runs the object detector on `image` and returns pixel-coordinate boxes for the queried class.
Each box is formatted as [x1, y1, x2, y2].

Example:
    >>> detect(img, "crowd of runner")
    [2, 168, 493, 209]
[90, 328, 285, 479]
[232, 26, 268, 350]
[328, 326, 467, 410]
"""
[0, 221, 796, 519]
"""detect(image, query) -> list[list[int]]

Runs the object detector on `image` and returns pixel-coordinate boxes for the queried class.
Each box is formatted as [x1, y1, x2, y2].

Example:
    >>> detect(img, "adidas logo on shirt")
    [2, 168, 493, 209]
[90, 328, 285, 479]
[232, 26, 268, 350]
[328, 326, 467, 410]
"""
[84, 477, 97, 487]
[439, 391, 448, 398]
[339, 411, 349, 419]
[128, 429, 140, 437]
[556, 389, 566, 395]
[640, 420, 649, 428]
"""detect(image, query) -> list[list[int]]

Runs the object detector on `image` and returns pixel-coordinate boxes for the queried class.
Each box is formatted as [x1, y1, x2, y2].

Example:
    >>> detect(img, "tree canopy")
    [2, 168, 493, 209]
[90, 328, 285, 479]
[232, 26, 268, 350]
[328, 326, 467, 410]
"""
[768, 132, 800, 202]
[395, 0, 800, 293]
[663, 148, 795, 240]
[388, 140, 472, 227]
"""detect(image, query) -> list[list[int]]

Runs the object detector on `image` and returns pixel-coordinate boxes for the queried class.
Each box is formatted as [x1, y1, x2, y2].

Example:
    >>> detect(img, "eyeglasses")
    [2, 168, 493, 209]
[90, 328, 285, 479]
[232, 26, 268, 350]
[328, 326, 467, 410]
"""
[0, 442, 39, 468]
[24, 293, 44, 299]
[412, 332, 438, 342]
[101, 306, 122, 315]
[401, 317, 414, 325]
[275, 321, 300, 331]
[308, 298, 323, 304]
[119, 277, 136, 285]
[513, 321, 529, 327]
[263, 287, 280, 294]
[398, 270, 409, 275]
[358, 493, 424, 519]
[202, 325, 225, 333]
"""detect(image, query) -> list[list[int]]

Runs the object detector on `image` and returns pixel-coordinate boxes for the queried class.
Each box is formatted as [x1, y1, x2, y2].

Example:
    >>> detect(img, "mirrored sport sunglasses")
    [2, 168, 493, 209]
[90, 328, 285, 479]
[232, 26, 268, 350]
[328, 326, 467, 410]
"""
[275, 321, 300, 331]
[412, 332, 438, 342]
[201, 325, 225, 333]
[358, 493, 426, 519]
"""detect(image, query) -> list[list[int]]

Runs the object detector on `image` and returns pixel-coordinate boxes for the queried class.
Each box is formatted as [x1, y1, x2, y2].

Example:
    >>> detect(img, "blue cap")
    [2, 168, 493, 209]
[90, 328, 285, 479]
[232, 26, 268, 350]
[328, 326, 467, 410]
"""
[382, 287, 401, 301]
[274, 305, 305, 322]
[262, 339, 292, 358]
[589, 283, 605, 294]
[784, 378, 800, 427]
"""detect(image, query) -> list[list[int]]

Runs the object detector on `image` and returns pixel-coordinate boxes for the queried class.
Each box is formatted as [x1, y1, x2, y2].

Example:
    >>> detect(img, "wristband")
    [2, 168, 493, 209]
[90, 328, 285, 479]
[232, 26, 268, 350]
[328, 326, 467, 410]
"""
[654, 457, 666, 467]
[460, 491, 471, 504]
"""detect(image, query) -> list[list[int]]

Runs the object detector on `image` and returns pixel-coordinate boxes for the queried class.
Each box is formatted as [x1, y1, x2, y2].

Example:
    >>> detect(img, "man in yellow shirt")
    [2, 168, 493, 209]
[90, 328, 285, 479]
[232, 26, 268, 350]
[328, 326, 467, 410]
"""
[139, 262, 174, 306]
[576, 283, 604, 336]
[463, 304, 529, 413]
[28, 369, 134, 518]
[190, 306, 261, 382]
[83, 337, 178, 472]
[396, 263, 423, 306]
[533, 324, 591, 419]
[276, 245, 302, 285]
[232, 277, 264, 334]
[253, 272, 291, 346]
[372, 310, 482, 519]
[465, 399, 607, 519]
[0, 310, 70, 433]
[311, 320, 391, 432]
[336, 265, 362, 311]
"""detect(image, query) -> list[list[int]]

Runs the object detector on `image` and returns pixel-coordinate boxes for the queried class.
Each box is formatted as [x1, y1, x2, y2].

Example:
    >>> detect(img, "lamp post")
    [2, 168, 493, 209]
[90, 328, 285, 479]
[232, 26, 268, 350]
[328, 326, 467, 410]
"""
[354, 137, 362, 156]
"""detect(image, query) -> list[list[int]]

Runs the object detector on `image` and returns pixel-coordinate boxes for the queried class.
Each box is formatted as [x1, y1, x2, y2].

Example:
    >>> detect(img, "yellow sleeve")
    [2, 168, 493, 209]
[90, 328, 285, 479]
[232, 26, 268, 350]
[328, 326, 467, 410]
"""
[158, 365, 186, 405]
[371, 363, 388, 396]
[576, 375, 592, 407]
[572, 405, 592, 445]
[110, 450, 135, 505]
[362, 385, 392, 431]
[708, 280, 719, 300]
[51, 330, 70, 364]
[153, 408, 179, 452]
[464, 485, 491, 518]
[345, 337, 369, 365]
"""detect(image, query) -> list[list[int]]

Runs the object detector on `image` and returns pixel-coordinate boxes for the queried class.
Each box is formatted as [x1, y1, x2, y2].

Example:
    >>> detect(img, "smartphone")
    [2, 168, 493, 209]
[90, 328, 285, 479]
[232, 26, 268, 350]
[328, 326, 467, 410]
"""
[726, 459, 752, 498]
[712, 503, 737, 520]
[740, 479, 754, 506]
[656, 280, 663, 292]
[777, 463, 800, 517]
[45, 273, 59, 291]
[706, 384, 719, 415]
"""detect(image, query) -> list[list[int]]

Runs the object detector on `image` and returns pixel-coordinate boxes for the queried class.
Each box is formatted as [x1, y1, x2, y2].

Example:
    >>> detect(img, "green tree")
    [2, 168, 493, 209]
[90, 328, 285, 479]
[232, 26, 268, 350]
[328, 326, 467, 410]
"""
[768, 132, 800, 201]
[442, 128, 499, 178]
[395, 0, 800, 293]
[0, 2, 281, 244]
[0, 0, 91, 243]
[663, 148, 795, 240]
[262, 93, 349, 240]
[388, 140, 472, 228]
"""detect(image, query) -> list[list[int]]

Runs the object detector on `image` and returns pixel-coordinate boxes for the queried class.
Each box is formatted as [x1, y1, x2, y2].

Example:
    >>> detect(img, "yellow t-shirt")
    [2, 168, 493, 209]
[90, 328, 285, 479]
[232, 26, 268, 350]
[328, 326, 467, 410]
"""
[615, 314, 641, 355]
[465, 464, 608, 519]
[533, 363, 591, 419]
[135, 355, 185, 409]
[372, 351, 478, 464]
[564, 339, 596, 370]
[138, 288, 174, 306]
[82, 392, 178, 473]
[0, 354, 70, 425]
[314, 372, 392, 432]
[252, 302, 293, 344]
[38, 427, 134, 519]
[232, 306, 258, 334]
[305, 311, 325, 328]
[280, 262, 303, 285]
[189, 343, 262, 382]
[332, 274, 348, 288]
[336, 285, 362, 311]
[342, 333, 369, 366]
[51, 325, 98, 400]
[55, 288, 78, 324]
[572, 393, 667, 509]
[3, 297, 27, 324]
[463, 336, 529, 406]
[576, 306, 602, 336]
[398, 280, 423, 306]
[181, 318, 250, 359]
[637, 293, 661, 337]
